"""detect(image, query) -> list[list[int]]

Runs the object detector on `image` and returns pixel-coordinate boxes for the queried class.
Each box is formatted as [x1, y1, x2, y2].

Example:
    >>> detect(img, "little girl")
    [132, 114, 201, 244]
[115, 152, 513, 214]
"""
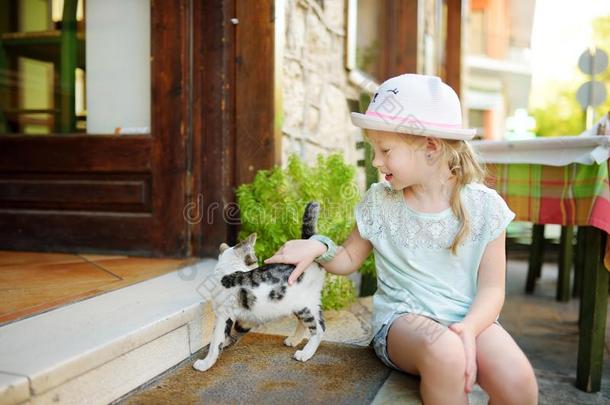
[264, 74, 538, 404]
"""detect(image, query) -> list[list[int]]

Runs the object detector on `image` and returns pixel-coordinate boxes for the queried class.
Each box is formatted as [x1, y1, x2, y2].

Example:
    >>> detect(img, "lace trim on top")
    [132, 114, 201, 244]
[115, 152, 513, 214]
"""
[357, 183, 510, 249]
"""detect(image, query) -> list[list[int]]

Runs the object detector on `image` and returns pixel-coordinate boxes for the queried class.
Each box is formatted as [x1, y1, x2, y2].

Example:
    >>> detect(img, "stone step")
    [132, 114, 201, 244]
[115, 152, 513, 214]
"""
[0, 259, 217, 405]
[113, 292, 490, 405]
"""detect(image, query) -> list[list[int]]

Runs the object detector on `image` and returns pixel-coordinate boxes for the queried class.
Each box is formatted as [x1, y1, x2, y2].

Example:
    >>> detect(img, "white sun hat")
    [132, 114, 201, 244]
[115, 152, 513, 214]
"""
[350, 74, 476, 140]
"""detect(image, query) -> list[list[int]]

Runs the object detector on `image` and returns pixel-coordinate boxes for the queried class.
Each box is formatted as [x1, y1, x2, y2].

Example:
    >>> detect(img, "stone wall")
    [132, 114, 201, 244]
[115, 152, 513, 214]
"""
[280, 0, 363, 168]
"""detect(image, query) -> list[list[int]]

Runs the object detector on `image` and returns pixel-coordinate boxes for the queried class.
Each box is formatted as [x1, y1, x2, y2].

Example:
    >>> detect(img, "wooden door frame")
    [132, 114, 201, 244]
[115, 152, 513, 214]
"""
[192, 0, 278, 257]
[191, 0, 238, 257]
[377, 0, 463, 100]
[378, 0, 420, 78]
[444, 0, 463, 97]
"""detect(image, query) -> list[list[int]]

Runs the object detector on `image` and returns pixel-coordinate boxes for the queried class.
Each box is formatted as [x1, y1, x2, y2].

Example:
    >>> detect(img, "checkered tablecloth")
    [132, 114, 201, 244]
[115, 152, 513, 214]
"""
[485, 162, 610, 271]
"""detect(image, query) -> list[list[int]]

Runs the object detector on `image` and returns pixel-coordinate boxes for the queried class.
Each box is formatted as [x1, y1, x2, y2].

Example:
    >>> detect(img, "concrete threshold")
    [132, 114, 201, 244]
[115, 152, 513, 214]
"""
[0, 259, 217, 405]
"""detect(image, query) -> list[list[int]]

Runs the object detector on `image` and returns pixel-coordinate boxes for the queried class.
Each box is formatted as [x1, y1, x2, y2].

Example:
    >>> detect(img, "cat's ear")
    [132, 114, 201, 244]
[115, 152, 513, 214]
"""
[245, 233, 257, 246]
[219, 243, 230, 254]
[233, 233, 255, 249]
[239, 233, 258, 267]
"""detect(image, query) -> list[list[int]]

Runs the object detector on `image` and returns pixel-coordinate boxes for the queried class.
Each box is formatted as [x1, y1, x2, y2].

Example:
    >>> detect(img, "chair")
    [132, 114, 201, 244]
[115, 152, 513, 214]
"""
[525, 224, 576, 302]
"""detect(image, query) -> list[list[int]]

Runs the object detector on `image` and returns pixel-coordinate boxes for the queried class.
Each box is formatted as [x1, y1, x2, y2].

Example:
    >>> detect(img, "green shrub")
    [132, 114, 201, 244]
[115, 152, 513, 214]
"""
[321, 273, 356, 310]
[236, 153, 371, 310]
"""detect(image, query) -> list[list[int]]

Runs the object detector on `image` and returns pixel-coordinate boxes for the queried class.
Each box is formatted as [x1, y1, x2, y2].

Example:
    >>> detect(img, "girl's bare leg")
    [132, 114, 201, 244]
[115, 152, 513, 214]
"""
[386, 314, 468, 405]
[475, 323, 538, 404]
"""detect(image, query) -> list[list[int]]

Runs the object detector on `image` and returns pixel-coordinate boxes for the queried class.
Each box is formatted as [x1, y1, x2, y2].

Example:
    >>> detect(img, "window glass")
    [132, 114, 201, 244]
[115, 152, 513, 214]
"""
[0, 0, 150, 135]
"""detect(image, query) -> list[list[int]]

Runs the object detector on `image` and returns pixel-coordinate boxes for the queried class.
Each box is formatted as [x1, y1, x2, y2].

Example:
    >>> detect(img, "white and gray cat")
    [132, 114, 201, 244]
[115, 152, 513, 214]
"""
[193, 202, 326, 372]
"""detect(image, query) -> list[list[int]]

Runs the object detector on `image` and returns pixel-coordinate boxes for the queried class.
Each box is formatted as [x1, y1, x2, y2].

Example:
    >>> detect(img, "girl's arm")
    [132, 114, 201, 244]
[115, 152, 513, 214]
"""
[264, 224, 373, 284]
[319, 225, 373, 276]
[462, 231, 507, 336]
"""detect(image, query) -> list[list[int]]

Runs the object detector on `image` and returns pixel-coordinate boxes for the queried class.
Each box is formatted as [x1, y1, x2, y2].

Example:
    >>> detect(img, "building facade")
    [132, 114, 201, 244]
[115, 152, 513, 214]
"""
[464, 0, 536, 140]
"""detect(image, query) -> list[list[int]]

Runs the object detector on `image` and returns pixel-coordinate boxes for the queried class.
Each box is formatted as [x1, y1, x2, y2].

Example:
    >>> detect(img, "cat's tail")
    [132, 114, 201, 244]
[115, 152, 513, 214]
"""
[301, 202, 320, 239]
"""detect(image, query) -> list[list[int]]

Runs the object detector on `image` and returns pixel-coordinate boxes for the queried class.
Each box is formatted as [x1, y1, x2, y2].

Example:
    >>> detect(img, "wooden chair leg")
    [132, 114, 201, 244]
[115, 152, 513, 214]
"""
[573, 226, 585, 298]
[359, 273, 377, 297]
[576, 227, 608, 392]
[526, 224, 545, 294]
[557, 225, 574, 302]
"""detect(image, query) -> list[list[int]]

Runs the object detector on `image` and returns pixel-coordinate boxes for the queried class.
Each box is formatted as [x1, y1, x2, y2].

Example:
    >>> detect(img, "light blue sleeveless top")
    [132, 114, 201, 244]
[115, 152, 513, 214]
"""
[355, 182, 515, 340]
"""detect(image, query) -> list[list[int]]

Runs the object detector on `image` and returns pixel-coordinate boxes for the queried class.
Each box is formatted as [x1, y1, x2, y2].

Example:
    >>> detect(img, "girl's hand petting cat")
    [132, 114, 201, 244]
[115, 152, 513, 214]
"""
[264, 239, 327, 285]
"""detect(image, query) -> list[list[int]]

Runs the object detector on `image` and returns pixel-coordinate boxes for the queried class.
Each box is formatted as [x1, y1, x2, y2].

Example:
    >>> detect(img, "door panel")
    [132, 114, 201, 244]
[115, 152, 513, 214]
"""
[0, 2, 189, 257]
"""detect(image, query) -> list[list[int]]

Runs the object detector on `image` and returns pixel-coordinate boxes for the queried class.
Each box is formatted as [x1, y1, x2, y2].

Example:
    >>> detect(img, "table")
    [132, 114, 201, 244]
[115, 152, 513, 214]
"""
[471, 135, 610, 393]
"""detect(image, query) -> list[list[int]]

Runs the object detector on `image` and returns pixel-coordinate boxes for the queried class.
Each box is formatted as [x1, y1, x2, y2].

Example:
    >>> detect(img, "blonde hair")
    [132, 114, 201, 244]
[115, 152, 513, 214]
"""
[437, 138, 487, 254]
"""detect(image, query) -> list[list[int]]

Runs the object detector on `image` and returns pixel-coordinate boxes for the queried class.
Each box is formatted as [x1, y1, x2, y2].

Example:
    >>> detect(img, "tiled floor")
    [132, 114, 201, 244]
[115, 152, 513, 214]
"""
[0, 251, 198, 326]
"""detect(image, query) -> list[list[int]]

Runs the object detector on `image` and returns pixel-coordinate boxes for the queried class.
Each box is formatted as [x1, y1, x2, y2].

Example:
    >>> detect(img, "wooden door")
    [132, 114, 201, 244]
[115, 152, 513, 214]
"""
[0, 1, 190, 257]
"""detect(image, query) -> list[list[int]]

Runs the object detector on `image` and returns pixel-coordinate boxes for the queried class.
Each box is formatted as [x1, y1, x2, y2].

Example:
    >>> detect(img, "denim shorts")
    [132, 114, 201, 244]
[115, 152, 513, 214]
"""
[370, 312, 502, 372]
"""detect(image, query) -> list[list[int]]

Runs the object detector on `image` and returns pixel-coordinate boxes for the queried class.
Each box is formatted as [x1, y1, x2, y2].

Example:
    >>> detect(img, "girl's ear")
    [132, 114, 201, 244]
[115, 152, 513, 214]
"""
[425, 137, 442, 154]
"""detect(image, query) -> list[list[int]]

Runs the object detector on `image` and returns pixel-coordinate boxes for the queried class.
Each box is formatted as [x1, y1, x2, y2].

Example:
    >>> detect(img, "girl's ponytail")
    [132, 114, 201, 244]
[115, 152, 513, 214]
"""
[442, 140, 487, 254]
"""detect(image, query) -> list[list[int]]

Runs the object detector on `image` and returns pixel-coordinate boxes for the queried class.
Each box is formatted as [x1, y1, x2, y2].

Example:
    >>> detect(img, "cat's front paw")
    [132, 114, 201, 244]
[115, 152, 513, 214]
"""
[284, 335, 304, 347]
[193, 358, 214, 372]
[293, 349, 314, 362]
[224, 336, 236, 348]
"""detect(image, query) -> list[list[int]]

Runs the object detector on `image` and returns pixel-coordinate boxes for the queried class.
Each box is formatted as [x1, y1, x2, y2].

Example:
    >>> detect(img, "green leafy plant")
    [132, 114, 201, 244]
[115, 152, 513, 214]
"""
[321, 273, 357, 310]
[236, 153, 372, 310]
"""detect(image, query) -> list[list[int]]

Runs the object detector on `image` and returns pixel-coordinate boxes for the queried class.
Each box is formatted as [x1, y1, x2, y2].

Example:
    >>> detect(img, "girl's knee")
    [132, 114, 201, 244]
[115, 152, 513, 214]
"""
[509, 355, 537, 390]
[419, 329, 465, 377]
[387, 315, 465, 378]
[511, 364, 538, 400]
[482, 361, 538, 403]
